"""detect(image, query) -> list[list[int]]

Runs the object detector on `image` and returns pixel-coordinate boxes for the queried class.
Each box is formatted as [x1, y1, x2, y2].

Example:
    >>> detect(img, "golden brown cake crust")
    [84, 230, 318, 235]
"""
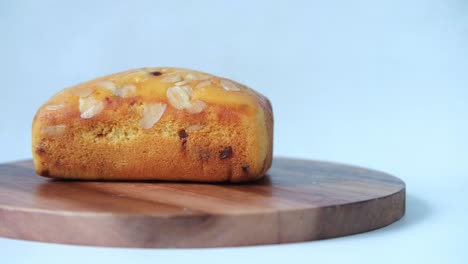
[32, 67, 273, 182]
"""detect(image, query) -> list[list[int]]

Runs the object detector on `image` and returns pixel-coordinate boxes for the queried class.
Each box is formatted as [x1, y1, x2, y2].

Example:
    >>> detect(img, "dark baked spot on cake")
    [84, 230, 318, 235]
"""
[36, 147, 46, 155]
[150, 71, 162, 76]
[219, 146, 233, 160]
[242, 165, 249, 174]
[178, 129, 188, 139]
[41, 169, 50, 177]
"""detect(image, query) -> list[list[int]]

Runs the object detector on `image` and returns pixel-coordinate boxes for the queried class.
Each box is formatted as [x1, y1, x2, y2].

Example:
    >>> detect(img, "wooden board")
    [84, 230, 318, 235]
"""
[0, 158, 405, 248]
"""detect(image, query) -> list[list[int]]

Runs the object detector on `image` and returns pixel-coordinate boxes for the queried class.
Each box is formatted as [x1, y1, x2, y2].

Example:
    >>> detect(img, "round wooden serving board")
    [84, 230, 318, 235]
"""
[0, 158, 405, 248]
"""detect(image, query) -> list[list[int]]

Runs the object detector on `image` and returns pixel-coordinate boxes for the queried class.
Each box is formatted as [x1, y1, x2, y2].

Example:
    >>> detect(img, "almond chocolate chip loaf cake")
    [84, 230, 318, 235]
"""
[32, 68, 273, 182]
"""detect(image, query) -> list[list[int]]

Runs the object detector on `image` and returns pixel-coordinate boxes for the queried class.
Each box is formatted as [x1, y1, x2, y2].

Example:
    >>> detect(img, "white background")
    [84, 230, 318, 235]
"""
[1, 0, 467, 263]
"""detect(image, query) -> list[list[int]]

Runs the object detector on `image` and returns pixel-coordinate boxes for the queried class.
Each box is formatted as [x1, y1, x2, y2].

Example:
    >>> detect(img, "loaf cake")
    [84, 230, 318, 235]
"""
[32, 67, 273, 182]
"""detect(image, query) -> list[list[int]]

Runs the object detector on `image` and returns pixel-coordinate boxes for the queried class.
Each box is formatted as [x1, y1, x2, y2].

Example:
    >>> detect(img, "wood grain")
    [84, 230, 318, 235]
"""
[0, 158, 405, 248]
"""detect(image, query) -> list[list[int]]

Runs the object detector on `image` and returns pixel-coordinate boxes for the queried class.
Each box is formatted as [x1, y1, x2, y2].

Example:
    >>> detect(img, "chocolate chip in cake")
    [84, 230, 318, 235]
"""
[41, 169, 50, 177]
[181, 139, 187, 150]
[178, 129, 188, 139]
[177, 129, 189, 150]
[104, 97, 115, 106]
[219, 146, 233, 160]
[150, 71, 162, 76]
[242, 165, 249, 174]
[36, 147, 46, 155]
